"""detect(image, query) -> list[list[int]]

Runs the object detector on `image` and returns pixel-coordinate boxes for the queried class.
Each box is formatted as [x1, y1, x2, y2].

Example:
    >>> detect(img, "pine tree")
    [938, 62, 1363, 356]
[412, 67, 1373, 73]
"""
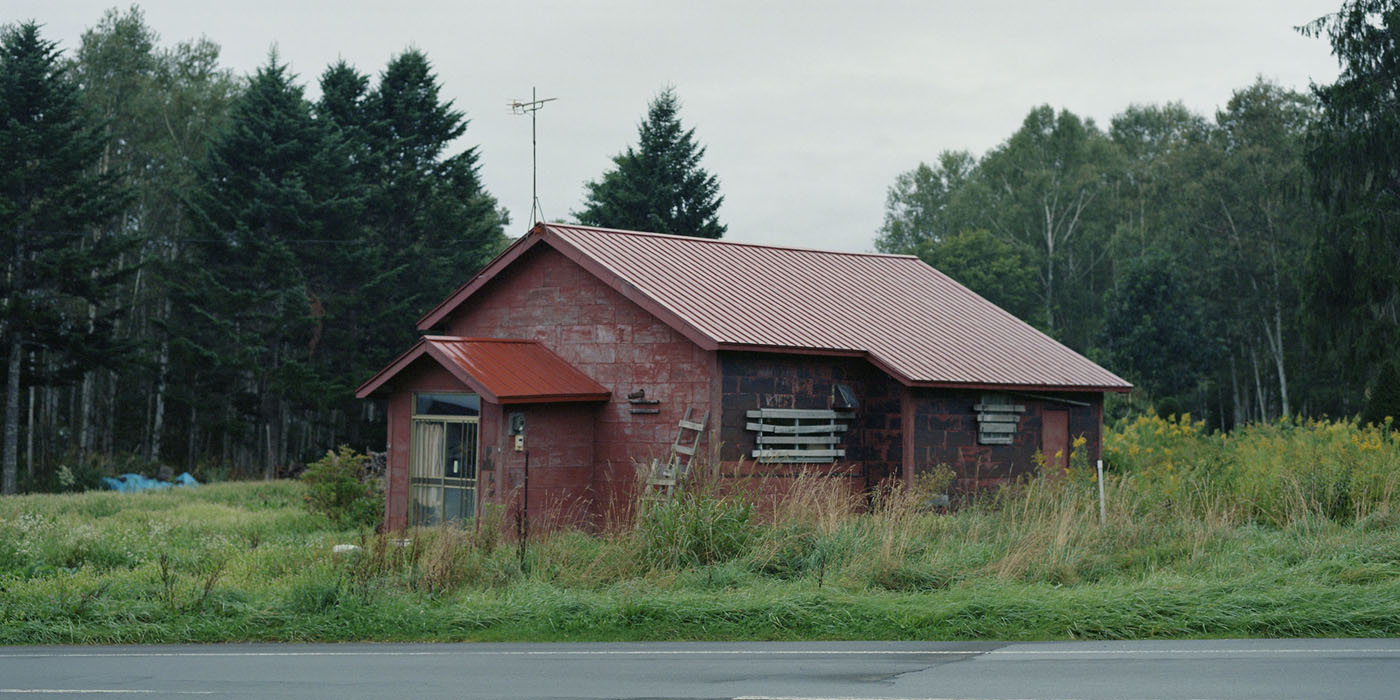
[0, 22, 131, 493]
[576, 88, 725, 239]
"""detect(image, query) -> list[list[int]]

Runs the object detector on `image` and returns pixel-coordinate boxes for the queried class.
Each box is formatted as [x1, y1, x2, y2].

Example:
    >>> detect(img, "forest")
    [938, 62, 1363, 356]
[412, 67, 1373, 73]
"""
[2, 1, 1397, 494]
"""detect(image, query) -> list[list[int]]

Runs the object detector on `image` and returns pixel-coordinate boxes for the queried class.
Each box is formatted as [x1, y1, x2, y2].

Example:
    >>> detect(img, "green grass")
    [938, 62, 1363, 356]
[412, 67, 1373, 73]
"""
[3, 417, 1400, 645]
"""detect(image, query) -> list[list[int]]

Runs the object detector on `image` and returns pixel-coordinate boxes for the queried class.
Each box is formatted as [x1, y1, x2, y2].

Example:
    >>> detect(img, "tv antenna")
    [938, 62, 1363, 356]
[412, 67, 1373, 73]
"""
[510, 88, 557, 225]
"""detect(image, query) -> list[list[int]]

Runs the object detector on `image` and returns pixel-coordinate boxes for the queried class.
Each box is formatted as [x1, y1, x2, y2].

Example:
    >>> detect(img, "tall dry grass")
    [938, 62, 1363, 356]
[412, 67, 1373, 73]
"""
[331, 416, 1400, 595]
[6, 415, 1398, 633]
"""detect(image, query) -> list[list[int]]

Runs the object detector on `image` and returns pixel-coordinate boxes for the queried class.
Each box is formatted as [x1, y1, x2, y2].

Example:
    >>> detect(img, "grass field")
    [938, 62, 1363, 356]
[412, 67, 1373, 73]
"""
[3, 415, 1399, 645]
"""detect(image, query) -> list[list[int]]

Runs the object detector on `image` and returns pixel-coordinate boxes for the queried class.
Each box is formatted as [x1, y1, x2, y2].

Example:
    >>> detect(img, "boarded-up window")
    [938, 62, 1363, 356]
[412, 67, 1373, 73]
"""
[746, 408, 851, 463]
[974, 394, 1024, 445]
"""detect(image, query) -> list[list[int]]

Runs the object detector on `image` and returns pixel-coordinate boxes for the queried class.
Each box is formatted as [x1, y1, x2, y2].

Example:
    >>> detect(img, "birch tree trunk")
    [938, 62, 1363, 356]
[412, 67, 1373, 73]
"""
[264, 422, 275, 480]
[1263, 302, 1290, 418]
[1249, 343, 1267, 421]
[150, 334, 170, 463]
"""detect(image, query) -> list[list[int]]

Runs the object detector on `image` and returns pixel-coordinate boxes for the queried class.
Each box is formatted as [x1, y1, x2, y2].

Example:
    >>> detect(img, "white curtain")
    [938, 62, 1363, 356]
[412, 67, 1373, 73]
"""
[411, 421, 445, 525]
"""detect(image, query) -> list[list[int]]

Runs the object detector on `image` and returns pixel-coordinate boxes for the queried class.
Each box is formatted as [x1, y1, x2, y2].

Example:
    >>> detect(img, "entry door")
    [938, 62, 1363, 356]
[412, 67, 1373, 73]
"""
[409, 419, 478, 526]
[1042, 409, 1070, 473]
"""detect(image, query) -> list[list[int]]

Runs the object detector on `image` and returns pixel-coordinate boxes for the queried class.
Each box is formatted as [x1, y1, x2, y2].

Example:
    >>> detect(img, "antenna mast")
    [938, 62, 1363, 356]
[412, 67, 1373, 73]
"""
[510, 88, 557, 224]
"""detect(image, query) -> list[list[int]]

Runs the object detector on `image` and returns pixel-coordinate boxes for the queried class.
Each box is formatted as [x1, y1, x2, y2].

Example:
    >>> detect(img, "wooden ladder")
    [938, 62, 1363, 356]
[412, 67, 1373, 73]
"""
[642, 407, 710, 501]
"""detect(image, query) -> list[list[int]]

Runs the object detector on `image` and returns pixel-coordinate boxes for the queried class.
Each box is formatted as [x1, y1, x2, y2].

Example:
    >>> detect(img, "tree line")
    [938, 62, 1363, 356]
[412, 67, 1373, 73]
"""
[875, 0, 1399, 430]
[0, 9, 515, 492]
[2, 1, 1394, 493]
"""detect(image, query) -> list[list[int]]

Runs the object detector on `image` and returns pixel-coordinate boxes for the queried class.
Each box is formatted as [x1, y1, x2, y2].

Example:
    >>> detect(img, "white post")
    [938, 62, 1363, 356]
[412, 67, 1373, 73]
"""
[1096, 459, 1107, 525]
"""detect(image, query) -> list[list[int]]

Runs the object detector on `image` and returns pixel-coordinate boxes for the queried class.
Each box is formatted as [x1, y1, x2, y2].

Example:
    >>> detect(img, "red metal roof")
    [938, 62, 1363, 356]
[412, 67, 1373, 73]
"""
[421, 223, 1131, 392]
[355, 336, 611, 403]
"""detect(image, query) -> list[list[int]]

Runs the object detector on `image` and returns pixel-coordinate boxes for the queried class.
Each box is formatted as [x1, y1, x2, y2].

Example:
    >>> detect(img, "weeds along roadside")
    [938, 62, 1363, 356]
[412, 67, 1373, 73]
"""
[2, 415, 1400, 643]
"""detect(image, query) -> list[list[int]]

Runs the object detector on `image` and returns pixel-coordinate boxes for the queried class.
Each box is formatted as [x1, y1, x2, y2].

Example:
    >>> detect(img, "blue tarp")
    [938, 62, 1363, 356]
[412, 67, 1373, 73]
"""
[100, 472, 200, 492]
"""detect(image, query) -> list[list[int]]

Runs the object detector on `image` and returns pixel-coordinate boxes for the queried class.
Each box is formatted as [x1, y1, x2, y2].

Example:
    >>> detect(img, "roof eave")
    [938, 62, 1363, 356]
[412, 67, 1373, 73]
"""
[715, 342, 866, 359]
[497, 392, 612, 404]
[712, 343, 1131, 393]
[905, 380, 1132, 393]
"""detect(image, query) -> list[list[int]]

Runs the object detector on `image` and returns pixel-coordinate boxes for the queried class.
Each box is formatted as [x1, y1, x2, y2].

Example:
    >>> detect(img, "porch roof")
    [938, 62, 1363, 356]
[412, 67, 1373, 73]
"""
[354, 336, 611, 404]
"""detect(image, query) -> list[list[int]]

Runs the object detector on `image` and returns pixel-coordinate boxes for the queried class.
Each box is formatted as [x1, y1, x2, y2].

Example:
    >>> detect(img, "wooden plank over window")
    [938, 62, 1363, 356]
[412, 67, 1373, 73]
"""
[745, 421, 848, 434]
[976, 394, 1024, 446]
[747, 407, 851, 463]
[746, 409, 856, 420]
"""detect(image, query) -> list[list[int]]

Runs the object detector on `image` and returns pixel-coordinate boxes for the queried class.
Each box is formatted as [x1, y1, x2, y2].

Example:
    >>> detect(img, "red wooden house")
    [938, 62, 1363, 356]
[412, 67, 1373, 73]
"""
[357, 223, 1131, 530]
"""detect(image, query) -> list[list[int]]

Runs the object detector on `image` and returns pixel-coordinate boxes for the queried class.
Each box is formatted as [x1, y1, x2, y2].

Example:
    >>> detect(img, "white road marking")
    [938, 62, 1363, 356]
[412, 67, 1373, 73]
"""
[0, 691, 213, 695]
[733, 694, 1288, 700]
[0, 647, 1396, 659]
[734, 696, 1050, 700]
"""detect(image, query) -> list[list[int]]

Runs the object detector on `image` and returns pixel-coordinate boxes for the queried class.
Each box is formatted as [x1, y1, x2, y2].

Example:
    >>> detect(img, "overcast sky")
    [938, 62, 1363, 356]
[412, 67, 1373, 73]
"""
[17, 1, 1343, 252]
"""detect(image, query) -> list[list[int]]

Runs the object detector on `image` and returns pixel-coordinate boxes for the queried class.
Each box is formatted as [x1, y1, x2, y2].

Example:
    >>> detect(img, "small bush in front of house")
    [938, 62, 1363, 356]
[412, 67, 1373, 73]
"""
[301, 446, 382, 530]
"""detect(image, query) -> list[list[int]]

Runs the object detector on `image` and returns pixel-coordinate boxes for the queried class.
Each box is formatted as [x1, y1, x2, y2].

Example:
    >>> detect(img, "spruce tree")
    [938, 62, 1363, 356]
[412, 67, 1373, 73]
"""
[361, 49, 506, 331]
[316, 51, 507, 445]
[576, 88, 725, 239]
[0, 22, 131, 493]
[313, 60, 392, 445]
[180, 54, 347, 477]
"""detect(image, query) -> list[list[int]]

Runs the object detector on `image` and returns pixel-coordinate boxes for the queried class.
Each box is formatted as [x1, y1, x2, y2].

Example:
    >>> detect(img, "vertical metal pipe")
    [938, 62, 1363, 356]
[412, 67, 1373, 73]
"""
[531, 86, 537, 223]
[1096, 459, 1107, 525]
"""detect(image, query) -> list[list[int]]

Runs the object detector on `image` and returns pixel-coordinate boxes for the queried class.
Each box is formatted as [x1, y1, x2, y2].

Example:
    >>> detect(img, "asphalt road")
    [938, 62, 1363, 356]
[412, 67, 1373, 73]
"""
[2, 639, 1398, 699]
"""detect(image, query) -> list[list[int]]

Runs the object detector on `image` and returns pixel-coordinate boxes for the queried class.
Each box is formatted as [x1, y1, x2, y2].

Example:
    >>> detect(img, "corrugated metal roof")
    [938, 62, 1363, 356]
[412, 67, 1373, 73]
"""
[418, 223, 1130, 392]
[544, 224, 1129, 391]
[356, 336, 611, 403]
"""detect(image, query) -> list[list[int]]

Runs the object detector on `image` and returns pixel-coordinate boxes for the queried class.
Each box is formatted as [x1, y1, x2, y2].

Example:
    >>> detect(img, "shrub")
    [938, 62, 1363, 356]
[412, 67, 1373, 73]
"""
[301, 446, 383, 530]
[635, 487, 756, 569]
[1103, 414, 1400, 525]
